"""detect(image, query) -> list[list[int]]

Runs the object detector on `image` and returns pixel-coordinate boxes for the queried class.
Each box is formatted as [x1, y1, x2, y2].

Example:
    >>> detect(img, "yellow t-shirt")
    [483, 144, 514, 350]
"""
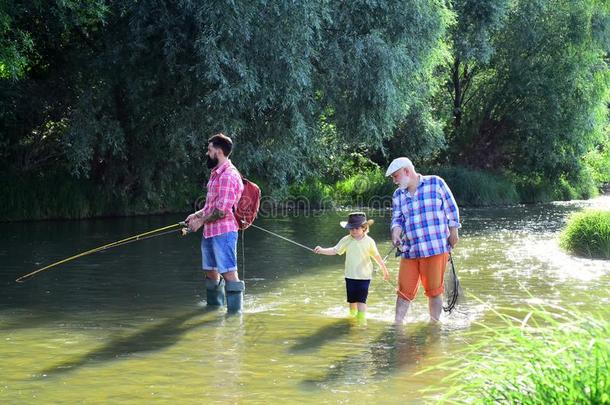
[333, 234, 380, 280]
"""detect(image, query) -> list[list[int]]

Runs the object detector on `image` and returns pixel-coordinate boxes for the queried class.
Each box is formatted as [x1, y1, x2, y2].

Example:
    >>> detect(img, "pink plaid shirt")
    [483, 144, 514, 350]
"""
[202, 159, 244, 238]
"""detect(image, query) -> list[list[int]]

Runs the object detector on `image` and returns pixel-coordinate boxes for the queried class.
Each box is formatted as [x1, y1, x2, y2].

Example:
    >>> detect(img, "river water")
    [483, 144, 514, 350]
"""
[1, 197, 609, 404]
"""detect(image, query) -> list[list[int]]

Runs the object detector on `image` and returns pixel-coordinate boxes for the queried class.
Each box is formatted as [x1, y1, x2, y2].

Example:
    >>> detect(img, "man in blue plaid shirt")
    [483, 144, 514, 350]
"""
[386, 157, 461, 324]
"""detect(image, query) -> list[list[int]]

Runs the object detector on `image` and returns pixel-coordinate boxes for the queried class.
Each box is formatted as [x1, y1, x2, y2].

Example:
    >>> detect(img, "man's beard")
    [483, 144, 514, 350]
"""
[206, 156, 218, 169]
[398, 175, 410, 190]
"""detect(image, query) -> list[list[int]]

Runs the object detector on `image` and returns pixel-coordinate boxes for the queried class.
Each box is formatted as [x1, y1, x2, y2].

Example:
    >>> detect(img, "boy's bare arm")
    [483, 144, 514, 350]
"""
[373, 254, 390, 279]
[314, 246, 337, 255]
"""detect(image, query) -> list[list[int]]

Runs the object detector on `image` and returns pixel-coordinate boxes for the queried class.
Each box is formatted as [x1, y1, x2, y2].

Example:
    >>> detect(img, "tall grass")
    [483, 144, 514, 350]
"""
[420, 302, 610, 404]
[286, 169, 395, 209]
[288, 166, 522, 209]
[0, 171, 198, 221]
[432, 166, 520, 206]
[516, 173, 599, 204]
[286, 179, 335, 209]
[560, 210, 610, 259]
[0, 172, 102, 220]
[334, 169, 396, 207]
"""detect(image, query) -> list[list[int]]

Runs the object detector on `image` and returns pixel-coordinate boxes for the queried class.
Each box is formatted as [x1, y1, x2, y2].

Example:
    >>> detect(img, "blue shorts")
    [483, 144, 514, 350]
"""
[345, 278, 371, 303]
[201, 231, 238, 273]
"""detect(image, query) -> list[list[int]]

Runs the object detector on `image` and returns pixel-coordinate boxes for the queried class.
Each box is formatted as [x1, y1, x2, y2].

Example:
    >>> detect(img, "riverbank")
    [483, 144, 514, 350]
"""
[0, 166, 602, 222]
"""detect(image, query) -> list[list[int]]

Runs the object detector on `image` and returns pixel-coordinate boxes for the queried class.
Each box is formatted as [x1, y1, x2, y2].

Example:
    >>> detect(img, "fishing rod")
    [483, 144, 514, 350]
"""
[382, 244, 401, 263]
[380, 245, 461, 310]
[379, 244, 414, 301]
[15, 222, 185, 283]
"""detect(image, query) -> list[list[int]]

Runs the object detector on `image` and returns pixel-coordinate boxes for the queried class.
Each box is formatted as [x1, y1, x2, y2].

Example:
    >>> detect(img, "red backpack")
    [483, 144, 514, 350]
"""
[234, 176, 261, 230]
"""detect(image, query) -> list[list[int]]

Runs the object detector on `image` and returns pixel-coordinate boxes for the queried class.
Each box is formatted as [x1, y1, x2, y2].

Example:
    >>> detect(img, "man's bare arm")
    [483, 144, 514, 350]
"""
[203, 208, 226, 224]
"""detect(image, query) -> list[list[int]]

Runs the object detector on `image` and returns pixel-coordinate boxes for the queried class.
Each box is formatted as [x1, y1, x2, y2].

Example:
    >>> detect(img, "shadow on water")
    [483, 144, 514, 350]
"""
[301, 322, 440, 388]
[38, 308, 221, 377]
[289, 319, 353, 353]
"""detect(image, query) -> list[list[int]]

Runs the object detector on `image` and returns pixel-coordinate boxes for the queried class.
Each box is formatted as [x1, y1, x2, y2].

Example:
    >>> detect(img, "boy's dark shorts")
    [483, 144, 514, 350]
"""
[345, 278, 371, 303]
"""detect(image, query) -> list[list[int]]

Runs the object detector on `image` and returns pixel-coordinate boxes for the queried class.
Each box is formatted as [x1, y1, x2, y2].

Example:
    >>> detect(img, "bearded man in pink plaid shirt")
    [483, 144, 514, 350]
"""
[185, 134, 244, 312]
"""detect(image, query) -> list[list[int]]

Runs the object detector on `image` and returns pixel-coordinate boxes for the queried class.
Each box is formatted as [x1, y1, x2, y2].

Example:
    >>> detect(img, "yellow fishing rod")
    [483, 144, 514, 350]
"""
[15, 222, 186, 283]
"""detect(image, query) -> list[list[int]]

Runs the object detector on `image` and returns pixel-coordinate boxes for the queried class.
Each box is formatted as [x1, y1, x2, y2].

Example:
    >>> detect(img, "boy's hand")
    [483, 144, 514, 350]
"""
[382, 269, 390, 281]
[314, 246, 322, 254]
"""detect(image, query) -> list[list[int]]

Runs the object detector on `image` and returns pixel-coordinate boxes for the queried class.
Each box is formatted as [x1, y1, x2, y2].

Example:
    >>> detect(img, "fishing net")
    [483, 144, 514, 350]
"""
[443, 254, 463, 313]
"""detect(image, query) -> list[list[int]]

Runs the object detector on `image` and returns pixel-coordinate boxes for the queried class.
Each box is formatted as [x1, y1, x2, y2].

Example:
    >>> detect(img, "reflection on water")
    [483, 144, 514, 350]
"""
[1, 197, 609, 403]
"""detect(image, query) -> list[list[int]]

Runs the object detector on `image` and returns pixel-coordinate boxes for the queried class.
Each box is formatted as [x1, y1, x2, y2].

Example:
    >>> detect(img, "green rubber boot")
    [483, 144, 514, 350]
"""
[225, 280, 245, 313]
[356, 311, 367, 325]
[205, 278, 225, 306]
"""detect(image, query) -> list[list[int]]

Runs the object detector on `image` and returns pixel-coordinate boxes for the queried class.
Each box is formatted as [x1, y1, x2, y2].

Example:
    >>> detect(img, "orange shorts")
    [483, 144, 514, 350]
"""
[397, 253, 449, 301]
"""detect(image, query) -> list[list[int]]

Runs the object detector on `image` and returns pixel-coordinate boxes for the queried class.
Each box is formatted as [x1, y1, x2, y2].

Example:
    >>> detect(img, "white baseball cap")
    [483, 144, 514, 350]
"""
[385, 157, 413, 177]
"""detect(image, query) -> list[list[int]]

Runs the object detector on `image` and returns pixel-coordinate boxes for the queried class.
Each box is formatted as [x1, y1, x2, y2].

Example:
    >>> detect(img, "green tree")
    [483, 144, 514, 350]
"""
[0, 0, 108, 79]
[64, 0, 449, 198]
[1, 0, 449, 217]
[451, 0, 610, 182]
[0, 1, 108, 176]
[444, 0, 509, 131]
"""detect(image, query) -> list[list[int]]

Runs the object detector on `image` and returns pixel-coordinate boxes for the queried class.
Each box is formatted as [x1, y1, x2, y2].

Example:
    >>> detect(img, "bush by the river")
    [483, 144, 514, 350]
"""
[516, 172, 599, 204]
[560, 210, 610, 259]
[425, 305, 610, 404]
[288, 166, 523, 209]
[0, 165, 606, 221]
[286, 165, 602, 210]
[432, 166, 520, 207]
[0, 170, 199, 221]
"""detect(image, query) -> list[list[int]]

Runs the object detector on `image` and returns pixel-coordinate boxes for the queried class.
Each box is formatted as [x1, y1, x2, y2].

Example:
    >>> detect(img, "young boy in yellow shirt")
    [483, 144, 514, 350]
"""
[315, 212, 390, 323]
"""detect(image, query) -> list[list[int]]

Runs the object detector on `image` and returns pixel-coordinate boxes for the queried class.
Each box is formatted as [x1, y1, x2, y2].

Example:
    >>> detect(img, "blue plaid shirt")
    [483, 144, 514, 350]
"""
[390, 175, 461, 259]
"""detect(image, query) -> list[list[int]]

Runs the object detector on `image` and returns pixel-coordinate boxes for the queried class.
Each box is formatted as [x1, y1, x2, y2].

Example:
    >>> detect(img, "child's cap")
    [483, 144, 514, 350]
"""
[340, 212, 374, 229]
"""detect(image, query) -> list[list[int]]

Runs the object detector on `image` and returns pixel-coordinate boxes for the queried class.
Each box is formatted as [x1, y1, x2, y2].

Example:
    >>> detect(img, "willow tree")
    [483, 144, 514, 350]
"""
[0, 1, 108, 79]
[0, 0, 108, 177]
[63, 0, 448, 198]
[444, 0, 509, 131]
[448, 0, 610, 183]
[0, 1, 449, 217]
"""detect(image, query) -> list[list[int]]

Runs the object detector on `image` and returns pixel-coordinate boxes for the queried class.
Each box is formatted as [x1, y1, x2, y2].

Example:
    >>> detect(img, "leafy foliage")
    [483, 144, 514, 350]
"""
[0, 0, 609, 219]
[451, 0, 610, 182]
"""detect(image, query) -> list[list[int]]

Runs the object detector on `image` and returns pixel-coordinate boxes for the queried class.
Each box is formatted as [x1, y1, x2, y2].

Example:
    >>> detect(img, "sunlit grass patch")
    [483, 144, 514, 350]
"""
[560, 210, 610, 259]
[419, 300, 610, 404]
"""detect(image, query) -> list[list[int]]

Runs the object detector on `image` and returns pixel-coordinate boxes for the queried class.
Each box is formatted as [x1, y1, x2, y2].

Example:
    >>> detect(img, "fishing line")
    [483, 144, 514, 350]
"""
[247, 223, 315, 252]
[382, 244, 398, 263]
[241, 229, 246, 281]
[379, 244, 413, 302]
